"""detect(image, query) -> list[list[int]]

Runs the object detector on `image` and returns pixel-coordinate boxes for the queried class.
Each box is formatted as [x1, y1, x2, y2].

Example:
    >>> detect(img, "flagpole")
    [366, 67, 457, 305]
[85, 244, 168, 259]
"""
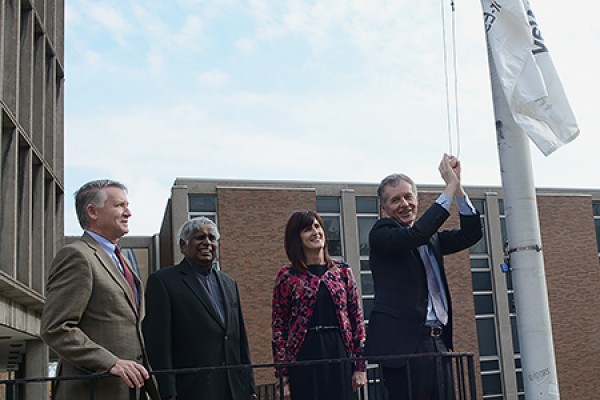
[490, 58, 560, 399]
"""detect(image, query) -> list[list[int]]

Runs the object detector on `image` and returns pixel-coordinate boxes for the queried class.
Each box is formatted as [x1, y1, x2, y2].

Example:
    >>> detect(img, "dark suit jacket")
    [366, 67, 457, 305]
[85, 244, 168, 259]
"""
[142, 259, 256, 400]
[365, 203, 482, 366]
[41, 233, 160, 400]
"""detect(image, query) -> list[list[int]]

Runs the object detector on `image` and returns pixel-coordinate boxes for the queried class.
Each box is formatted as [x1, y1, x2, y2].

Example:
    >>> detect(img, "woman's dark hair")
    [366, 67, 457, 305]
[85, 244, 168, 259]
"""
[284, 210, 332, 274]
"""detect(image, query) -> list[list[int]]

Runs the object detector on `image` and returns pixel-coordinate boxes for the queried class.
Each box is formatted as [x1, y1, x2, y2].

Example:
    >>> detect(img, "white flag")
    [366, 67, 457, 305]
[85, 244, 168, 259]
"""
[481, 0, 579, 156]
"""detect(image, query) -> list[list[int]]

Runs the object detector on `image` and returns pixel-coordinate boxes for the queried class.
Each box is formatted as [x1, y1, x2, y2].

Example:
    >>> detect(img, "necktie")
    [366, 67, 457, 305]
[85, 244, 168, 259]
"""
[115, 246, 138, 309]
[418, 245, 448, 325]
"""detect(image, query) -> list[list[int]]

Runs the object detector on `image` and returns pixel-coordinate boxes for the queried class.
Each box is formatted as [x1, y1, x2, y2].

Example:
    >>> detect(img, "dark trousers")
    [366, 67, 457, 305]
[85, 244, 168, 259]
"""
[382, 336, 455, 400]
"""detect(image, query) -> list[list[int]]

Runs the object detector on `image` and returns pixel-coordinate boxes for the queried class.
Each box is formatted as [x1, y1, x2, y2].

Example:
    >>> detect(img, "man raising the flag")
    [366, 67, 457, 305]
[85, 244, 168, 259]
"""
[365, 154, 482, 400]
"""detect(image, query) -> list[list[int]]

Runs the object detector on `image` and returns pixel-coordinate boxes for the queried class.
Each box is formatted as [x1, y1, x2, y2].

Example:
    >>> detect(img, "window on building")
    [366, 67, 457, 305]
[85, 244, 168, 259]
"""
[316, 196, 343, 257]
[356, 197, 378, 214]
[498, 199, 507, 243]
[498, 199, 524, 398]
[470, 199, 504, 399]
[188, 194, 217, 222]
[355, 196, 381, 397]
[188, 194, 218, 268]
[357, 217, 375, 257]
[470, 199, 488, 254]
[593, 201, 600, 255]
[356, 196, 379, 322]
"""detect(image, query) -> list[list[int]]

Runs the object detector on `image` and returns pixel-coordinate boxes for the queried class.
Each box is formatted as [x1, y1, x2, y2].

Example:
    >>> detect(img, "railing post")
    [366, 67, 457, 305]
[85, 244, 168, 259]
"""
[454, 356, 464, 400]
[311, 363, 319, 400]
[435, 353, 445, 399]
[5, 381, 14, 400]
[372, 363, 384, 400]
[459, 355, 468, 400]
[447, 354, 457, 400]
[88, 379, 94, 400]
[277, 365, 285, 400]
[405, 358, 413, 400]
[467, 354, 477, 399]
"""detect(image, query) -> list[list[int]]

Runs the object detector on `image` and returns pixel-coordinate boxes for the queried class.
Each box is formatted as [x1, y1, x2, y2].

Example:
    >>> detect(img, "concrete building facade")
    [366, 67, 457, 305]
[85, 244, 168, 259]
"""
[159, 178, 600, 400]
[0, 0, 65, 398]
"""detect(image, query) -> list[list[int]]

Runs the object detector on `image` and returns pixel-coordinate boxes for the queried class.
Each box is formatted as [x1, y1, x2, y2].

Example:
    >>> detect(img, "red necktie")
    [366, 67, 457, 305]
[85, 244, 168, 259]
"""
[115, 246, 138, 308]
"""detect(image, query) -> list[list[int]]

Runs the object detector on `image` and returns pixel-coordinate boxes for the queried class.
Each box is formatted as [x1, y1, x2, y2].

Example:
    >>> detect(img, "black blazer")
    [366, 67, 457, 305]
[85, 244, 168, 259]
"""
[365, 203, 482, 366]
[142, 259, 256, 400]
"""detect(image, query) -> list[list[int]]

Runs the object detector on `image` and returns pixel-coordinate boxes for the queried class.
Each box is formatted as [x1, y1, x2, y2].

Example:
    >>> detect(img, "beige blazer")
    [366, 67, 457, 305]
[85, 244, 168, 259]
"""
[41, 233, 159, 400]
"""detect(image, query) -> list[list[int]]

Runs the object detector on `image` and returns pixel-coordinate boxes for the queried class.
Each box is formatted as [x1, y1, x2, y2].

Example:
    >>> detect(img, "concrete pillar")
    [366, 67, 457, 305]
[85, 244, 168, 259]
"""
[24, 340, 49, 400]
[340, 189, 361, 294]
[170, 185, 189, 264]
[485, 192, 518, 399]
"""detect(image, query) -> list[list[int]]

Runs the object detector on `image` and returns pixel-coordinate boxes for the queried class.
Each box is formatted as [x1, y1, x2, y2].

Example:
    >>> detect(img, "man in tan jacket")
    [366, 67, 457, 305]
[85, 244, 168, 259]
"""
[41, 179, 159, 400]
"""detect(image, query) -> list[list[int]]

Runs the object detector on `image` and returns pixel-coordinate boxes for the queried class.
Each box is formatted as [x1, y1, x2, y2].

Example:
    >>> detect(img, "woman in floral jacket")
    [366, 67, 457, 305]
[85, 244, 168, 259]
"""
[272, 210, 366, 400]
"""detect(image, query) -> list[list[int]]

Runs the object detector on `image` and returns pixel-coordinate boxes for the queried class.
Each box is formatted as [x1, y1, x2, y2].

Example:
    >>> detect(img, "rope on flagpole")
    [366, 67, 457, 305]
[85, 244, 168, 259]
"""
[440, 0, 461, 158]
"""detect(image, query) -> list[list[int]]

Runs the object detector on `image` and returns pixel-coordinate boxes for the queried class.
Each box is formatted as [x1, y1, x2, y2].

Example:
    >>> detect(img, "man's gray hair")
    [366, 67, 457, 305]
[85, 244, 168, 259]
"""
[75, 179, 127, 229]
[178, 217, 220, 253]
[377, 173, 417, 204]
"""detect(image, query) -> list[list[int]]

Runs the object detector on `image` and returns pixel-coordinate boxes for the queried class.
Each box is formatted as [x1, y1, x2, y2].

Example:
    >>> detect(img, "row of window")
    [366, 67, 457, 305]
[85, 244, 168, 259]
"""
[470, 200, 523, 399]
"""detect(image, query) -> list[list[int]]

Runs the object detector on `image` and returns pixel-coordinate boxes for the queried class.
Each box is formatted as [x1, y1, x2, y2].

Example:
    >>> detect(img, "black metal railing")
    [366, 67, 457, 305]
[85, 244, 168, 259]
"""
[0, 352, 477, 400]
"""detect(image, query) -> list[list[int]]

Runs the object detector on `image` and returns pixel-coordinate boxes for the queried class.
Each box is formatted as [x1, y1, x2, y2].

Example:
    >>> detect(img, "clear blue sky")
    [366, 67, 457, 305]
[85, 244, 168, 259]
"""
[63, 0, 599, 234]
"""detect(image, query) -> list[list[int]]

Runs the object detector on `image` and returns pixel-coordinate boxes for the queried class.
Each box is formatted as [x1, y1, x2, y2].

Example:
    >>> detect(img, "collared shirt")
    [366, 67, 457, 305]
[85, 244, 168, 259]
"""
[86, 230, 139, 301]
[436, 193, 478, 216]
[192, 263, 226, 325]
[421, 194, 477, 326]
[86, 230, 123, 273]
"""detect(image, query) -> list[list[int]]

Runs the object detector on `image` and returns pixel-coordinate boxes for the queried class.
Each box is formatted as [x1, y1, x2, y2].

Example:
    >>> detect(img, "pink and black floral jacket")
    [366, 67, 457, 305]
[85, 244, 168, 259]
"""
[271, 260, 366, 377]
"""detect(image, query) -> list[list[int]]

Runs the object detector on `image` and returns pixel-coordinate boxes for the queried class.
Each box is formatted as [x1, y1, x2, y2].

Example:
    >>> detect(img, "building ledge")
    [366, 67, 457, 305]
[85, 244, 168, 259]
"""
[0, 272, 44, 312]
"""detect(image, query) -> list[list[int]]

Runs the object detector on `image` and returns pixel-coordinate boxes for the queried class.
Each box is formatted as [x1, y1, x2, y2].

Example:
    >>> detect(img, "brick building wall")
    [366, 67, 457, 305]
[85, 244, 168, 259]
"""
[216, 187, 316, 384]
[538, 194, 600, 398]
